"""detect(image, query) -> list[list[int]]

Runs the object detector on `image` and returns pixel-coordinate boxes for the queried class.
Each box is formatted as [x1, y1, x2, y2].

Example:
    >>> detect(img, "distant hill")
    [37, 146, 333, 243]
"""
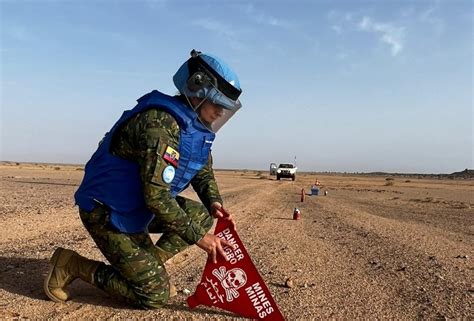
[362, 169, 474, 180]
[448, 169, 474, 179]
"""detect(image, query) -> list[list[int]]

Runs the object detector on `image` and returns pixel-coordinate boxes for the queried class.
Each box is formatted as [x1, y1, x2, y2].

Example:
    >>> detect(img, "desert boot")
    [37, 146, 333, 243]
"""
[43, 247, 101, 302]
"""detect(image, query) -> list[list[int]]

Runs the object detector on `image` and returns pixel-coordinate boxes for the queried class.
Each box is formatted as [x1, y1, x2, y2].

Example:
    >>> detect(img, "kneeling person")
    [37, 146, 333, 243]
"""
[44, 49, 242, 309]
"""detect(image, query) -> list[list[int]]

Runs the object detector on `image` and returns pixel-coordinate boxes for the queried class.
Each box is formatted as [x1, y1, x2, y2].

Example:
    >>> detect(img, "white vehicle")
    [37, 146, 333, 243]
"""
[276, 163, 297, 181]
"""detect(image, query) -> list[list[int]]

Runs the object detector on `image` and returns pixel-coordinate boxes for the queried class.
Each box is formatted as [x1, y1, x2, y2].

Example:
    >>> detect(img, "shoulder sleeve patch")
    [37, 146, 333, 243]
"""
[150, 138, 179, 186]
[163, 145, 180, 167]
[162, 165, 175, 183]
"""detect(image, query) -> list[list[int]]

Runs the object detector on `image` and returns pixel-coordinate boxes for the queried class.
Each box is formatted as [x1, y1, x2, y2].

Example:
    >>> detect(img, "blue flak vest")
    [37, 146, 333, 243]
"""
[74, 90, 215, 233]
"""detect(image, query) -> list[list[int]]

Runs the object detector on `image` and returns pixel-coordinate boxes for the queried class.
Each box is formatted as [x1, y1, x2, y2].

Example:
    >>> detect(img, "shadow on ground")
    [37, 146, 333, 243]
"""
[0, 256, 236, 317]
[0, 256, 124, 309]
[162, 303, 236, 317]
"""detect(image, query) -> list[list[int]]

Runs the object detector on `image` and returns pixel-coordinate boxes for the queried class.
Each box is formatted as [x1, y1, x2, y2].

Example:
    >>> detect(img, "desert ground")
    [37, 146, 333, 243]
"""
[0, 162, 472, 319]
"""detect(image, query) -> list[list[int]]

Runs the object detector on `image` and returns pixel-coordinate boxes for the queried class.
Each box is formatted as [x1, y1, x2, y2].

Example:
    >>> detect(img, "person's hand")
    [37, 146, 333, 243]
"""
[196, 233, 233, 263]
[210, 202, 236, 231]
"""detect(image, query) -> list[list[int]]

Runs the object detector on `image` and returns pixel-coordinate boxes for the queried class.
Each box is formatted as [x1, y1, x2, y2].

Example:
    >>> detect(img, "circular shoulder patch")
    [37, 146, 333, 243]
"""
[162, 165, 175, 184]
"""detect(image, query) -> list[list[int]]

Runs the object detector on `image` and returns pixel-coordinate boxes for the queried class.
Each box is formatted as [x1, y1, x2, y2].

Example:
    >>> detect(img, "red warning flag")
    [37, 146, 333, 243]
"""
[187, 218, 285, 320]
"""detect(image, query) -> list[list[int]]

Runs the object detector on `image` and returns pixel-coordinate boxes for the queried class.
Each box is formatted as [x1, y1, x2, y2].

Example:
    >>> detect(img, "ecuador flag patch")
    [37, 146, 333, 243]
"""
[163, 145, 179, 167]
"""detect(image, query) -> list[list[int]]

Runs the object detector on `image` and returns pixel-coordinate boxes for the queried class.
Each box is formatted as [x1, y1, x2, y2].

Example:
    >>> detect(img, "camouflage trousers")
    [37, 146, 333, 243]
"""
[79, 196, 213, 309]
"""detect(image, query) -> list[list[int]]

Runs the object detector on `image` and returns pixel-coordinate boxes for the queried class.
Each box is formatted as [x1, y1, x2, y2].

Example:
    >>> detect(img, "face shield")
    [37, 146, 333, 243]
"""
[206, 106, 239, 133]
[190, 79, 242, 132]
[181, 50, 242, 133]
[193, 86, 242, 133]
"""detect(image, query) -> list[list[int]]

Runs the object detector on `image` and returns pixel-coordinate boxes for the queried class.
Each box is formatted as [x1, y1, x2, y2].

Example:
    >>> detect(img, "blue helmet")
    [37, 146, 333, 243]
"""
[173, 50, 242, 111]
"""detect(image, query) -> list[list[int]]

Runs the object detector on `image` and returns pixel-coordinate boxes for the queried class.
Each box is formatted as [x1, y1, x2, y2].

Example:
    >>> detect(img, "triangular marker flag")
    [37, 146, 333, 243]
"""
[187, 218, 285, 320]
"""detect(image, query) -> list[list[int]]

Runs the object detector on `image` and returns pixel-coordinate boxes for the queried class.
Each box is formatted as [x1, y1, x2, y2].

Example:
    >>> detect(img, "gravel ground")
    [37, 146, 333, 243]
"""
[0, 163, 472, 319]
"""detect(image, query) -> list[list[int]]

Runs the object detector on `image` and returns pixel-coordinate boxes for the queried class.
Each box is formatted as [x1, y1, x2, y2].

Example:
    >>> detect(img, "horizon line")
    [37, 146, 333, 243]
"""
[1, 160, 472, 177]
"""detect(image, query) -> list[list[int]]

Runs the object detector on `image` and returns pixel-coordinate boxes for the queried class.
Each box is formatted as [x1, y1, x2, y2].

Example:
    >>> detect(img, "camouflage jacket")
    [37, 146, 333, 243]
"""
[110, 108, 222, 244]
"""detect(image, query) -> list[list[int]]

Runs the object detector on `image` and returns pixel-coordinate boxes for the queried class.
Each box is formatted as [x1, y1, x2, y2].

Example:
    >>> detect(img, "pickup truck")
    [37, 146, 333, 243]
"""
[276, 163, 297, 181]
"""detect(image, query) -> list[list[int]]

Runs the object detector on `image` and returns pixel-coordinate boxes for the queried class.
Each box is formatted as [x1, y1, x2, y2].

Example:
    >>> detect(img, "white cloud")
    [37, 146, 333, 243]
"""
[327, 10, 362, 35]
[337, 52, 348, 60]
[331, 25, 343, 35]
[400, 7, 415, 18]
[5, 25, 31, 42]
[144, 0, 169, 10]
[191, 19, 245, 51]
[344, 12, 354, 22]
[192, 19, 237, 38]
[358, 16, 405, 56]
[419, 4, 445, 36]
[327, 9, 355, 22]
[243, 4, 294, 30]
[420, 6, 436, 21]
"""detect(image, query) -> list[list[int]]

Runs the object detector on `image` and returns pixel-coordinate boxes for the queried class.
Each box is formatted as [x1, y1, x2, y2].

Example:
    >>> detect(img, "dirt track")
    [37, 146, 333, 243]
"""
[1, 164, 473, 319]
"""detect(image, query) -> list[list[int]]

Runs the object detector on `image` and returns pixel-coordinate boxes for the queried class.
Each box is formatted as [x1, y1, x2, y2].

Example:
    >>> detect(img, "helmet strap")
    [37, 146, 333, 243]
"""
[182, 86, 219, 131]
[183, 87, 209, 112]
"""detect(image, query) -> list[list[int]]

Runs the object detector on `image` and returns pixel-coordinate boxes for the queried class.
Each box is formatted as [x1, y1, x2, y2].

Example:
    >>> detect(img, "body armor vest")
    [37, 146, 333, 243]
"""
[74, 90, 215, 232]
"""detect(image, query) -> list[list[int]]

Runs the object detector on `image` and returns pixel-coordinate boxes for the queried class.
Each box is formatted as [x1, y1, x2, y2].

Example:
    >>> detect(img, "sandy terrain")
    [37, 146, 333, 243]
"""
[1, 163, 472, 319]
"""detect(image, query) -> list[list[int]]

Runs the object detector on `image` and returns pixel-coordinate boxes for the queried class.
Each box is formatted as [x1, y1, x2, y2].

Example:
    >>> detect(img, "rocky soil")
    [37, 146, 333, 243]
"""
[0, 163, 472, 319]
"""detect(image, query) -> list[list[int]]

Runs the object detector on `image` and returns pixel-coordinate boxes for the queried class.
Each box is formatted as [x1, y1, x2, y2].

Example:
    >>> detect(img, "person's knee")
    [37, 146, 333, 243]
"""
[137, 289, 170, 309]
[133, 274, 171, 309]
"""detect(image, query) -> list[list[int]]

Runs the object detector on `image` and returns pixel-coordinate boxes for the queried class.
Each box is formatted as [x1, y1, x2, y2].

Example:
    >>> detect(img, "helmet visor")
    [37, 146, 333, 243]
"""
[197, 95, 241, 133]
[206, 104, 240, 133]
[208, 86, 242, 111]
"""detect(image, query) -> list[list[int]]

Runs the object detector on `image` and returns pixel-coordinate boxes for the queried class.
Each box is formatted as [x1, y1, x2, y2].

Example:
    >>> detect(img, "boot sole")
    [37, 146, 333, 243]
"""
[43, 248, 66, 302]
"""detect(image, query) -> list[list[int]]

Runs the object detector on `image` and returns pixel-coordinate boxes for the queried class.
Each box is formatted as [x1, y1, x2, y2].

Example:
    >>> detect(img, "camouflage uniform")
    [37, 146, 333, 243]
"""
[79, 107, 222, 308]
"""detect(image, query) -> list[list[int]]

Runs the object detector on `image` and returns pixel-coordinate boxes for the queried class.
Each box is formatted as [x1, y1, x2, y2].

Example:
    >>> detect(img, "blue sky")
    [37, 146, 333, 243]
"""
[1, 0, 472, 173]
